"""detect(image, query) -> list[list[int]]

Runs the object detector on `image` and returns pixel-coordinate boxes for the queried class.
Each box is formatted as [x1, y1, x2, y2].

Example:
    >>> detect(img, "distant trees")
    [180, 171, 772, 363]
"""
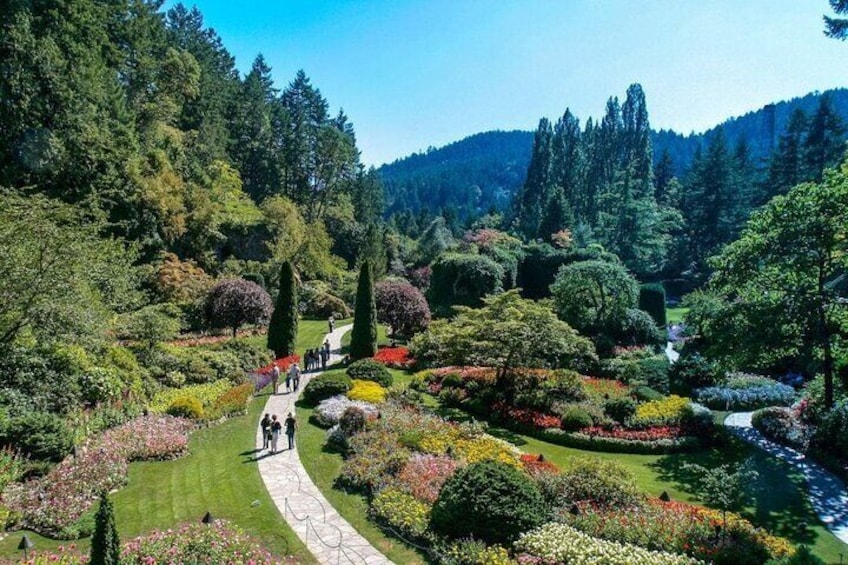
[350, 260, 377, 360]
[267, 261, 298, 358]
[428, 254, 504, 317]
[204, 279, 272, 337]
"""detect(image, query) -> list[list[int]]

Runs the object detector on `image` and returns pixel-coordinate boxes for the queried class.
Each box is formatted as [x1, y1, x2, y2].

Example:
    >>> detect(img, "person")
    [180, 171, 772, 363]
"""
[270, 363, 280, 394]
[320, 342, 328, 370]
[260, 413, 271, 449]
[289, 361, 301, 391]
[284, 412, 297, 450]
[328, 315, 335, 333]
[285, 368, 292, 392]
[270, 414, 282, 453]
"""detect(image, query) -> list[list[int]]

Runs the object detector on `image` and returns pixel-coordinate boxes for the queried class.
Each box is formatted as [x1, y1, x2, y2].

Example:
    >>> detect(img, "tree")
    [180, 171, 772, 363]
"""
[90, 492, 120, 565]
[374, 280, 431, 339]
[204, 279, 272, 337]
[121, 304, 182, 352]
[682, 459, 759, 533]
[428, 253, 504, 317]
[350, 260, 377, 360]
[267, 261, 298, 358]
[550, 259, 639, 337]
[411, 290, 596, 382]
[803, 94, 845, 183]
[688, 162, 848, 407]
[824, 0, 848, 39]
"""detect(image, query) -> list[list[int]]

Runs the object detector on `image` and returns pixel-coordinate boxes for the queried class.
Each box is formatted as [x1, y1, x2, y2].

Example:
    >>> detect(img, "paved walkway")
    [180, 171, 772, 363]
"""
[724, 412, 848, 544]
[256, 325, 392, 565]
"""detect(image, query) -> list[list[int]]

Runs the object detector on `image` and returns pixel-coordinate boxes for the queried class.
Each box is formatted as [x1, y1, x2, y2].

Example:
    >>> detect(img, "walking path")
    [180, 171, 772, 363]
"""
[256, 325, 392, 565]
[724, 412, 848, 544]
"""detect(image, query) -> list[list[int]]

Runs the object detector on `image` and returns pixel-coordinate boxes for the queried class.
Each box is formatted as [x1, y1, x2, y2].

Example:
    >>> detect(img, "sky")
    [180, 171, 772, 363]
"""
[164, 1, 848, 166]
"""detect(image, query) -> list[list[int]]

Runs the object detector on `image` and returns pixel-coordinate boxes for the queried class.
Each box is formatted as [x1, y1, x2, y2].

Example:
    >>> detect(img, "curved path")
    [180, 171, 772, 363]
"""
[724, 412, 848, 544]
[256, 325, 392, 565]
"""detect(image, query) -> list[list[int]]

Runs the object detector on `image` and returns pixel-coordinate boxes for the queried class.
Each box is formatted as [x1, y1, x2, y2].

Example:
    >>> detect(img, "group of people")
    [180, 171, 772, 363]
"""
[305, 340, 331, 371]
[269, 360, 304, 394]
[260, 412, 297, 453]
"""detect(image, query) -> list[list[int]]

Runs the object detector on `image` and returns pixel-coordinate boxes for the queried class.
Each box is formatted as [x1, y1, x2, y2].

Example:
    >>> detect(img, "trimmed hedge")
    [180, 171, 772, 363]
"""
[538, 427, 700, 455]
[639, 283, 667, 328]
[302, 374, 352, 405]
[346, 359, 393, 388]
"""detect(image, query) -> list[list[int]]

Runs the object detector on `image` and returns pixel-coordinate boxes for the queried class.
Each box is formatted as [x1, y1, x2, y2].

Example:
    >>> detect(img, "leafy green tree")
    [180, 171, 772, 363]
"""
[350, 260, 377, 360]
[428, 253, 504, 317]
[90, 492, 120, 565]
[411, 290, 595, 381]
[688, 162, 848, 407]
[682, 459, 759, 533]
[121, 304, 182, 352]
[267, 261, 298, 358]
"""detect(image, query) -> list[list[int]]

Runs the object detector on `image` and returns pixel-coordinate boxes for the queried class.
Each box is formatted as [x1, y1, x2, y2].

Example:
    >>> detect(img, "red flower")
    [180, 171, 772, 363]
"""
[373, 347, 414, 368]
[256, 354, 300, 375]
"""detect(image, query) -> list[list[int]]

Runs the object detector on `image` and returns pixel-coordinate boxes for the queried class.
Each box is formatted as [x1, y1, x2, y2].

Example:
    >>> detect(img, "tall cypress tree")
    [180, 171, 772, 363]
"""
[90, 493, 120, 565]
[267, 261, 298, 358]
[350, 259, 377, 360]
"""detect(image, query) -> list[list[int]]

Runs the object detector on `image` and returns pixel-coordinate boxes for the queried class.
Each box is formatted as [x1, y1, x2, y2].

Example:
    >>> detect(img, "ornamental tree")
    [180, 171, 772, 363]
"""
[267, 261, 298, 358]
[375, 280, 431, 339]
[204, 279, 272, 337]
[350, 260, 377, 360]
[90, 492, 120, 565]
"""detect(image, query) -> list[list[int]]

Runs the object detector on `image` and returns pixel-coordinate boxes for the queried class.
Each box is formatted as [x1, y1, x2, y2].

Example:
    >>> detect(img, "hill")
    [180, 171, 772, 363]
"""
[379, 88, 848, 218]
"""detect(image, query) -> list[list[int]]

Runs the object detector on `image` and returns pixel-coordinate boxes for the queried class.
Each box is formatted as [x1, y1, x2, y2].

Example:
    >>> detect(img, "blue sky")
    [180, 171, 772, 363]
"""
[165, 1, 847, 166]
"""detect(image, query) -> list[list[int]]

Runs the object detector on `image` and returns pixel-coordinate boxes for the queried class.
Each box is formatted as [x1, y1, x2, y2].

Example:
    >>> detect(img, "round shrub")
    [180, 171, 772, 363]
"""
[430, 460, 547, 544]
[347, 380, 387, 404]
[680, 402, 715, 441]
[632, 385, 664, 402]
[535, 456, 641, 509]
[339, 406, 367, 437]
[375, 280, 432, 339]
[669, 352, 718, 395]
[752, 406, 809, 451]
[604, 396, 636, 424]
[812, 401, 848, 460]
[204, 278, 272, 336]
[303, 374, 352, 405]
[560, 406, 593, 431]
[167, 396, 204, 419]
[346, 359, 393, 388]
[0, 411, 74, 462]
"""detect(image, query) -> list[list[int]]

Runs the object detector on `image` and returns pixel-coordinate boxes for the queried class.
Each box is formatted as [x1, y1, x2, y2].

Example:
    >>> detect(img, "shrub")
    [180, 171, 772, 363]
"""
[348, 379, 388, 404]
[1, 411, 74, 462]
[613, 308, 665, 347]
[371, 487, 431, 539]
[604, 396, 637, 424]
[373, 346, 414, 369]
[694, 383, 795, 410]
[632, 395, 690, 428]
[148, 379, 231, 414]
[639, 283, 667, 328]
[812, 401, 848, 460]
[632, 385, 665, 402]
[339, 406, 367, 437]
[443, 539, 513, 565]
[303, 373, 352, 405]
[350, 260, 378, 360]
[536, 456, 642, 509]
[266, 261, 298, 358]
[346, 359, 393, 387]
[669, 352, 718, 395]
[208, 383, 253, 419]
[375, 280, 432, 339]
[203, 278, 272, 336]
[301, 289, 350, 319]
[428, 253, 504, 316]
[166, 396, 204, 419]
[680, 402, 716, 441]
[313, 395, 379, 428]
[430, 460, 547, 544]
[560, 406, 594, 431]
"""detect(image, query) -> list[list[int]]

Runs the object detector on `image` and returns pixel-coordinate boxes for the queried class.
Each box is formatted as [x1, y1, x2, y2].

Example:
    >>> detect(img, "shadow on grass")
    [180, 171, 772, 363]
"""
[486, 426, 529, 447]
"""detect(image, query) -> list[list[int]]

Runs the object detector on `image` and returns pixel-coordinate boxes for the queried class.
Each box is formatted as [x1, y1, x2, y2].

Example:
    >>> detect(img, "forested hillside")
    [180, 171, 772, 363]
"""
[380, 88, 848, 223]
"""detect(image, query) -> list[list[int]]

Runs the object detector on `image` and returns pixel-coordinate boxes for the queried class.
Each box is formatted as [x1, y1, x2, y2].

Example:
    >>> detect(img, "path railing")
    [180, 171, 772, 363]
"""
[283, 497, 369, 565]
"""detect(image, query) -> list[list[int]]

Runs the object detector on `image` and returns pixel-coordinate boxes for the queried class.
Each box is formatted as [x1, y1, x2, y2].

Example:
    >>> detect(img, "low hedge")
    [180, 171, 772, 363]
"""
[302, 374, 352, 405]
[346, 359, 393, 388]
[537, 427, 700, 455]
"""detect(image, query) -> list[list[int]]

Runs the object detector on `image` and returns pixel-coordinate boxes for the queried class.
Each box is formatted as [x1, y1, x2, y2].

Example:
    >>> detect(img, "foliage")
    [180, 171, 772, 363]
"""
[313, 395, 379, 428]
[682, 458, 760, 528]
[669, 352, 719, 395]
[428, 253, 504, 316]
[443, 539, 515, 565]
[535, 456, 642, 509]
[639, 283, 668, 327]
[267, 260, 298, 358]
[560, 406, 594, 431]
[430, 460, 547, 544]
[300, 282, 351, 319]
[411, 290, 595, 378]
[371, 487, 431, 539]
[203, 278, 272, 336]
[302, 374, 352, 405]
[604, 396, 637, 424]
[694, 382, 795, 410]
[811, 401, 848, 461]
[347, 379, 388, 404]
[375, 280, 431, 339]
[752, 407, 810, 451]
[0, 411, 75, 462]
[208, 382, 253, 419]
[373, 346, 414, 369]
[350, 260, 378, 360]
[346, 359, 393, 387]
[148, 379, 232, 415]
[515, 522, 701, 565]
[150, 253, 213, 306]
[90, 494, 120, 565]
[119, 304, 182, 351]
[166, 395, 204, 419]
[339, 406, 367, 437]
[632, 395, 691, 428]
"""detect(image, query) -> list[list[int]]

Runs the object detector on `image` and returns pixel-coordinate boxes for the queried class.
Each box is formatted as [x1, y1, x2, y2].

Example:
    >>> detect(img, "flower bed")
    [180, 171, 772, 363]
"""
[348, 379, 388, 403]
[538, 427, 699, 455]
[751, 406, 810, 451]
[371, 486, 431, 539]
[312, 395, 380, 428]
[148, 379, 232, 415]
[515, 522, 703, 565]
[583, 377, 630, 400]
[694, 382, 795, 410]
[251, 354, 301, 391]
[493, 402, 562, 429]
[396, 454, 461, 504]
[4, 415, 193, 538]
[373, 346, 414, 369]
[632, 395, 690, 428]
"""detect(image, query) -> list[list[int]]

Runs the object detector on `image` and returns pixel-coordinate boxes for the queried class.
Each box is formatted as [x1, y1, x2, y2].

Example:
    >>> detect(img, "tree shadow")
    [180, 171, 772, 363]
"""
[485, 426, 528, 447]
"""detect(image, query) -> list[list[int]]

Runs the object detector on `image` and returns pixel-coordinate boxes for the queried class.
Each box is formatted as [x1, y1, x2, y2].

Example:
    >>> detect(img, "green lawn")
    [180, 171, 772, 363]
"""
[666, 306, 689, 324]
[340, 323, 391, 352]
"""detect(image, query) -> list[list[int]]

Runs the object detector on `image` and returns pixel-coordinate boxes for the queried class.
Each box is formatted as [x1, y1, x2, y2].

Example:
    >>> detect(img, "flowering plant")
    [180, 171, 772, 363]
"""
[347, 379, 388, 404]
[313, 395, 379, 428]
[632, 395, 691, 428]
[580, 426, 684, 441]
[371, 487, 431, 539]
[493, 402, 562, 430]
[583, 377, 630, 400]
[396, 453, 461, 503]
[373, 346, 414, 368]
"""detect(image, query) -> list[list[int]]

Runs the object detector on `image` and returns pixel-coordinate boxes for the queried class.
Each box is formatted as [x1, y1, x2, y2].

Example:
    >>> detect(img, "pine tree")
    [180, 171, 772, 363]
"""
[763, 108, 807, 203]
[90, 493, 120, 565]
[803, 93, 845, 182]
[516, 118, 553, 239]
[350, 260, 377, 360]
[267, 261, 298, 358]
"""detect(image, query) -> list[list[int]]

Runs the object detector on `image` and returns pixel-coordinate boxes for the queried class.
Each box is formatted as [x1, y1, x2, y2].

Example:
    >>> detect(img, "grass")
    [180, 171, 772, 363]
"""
[340, 323, 391, 353]
[666, 306, 689, 324]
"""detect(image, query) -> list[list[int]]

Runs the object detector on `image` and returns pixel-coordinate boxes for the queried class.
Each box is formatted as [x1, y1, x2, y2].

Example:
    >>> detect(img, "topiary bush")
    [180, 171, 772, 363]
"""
[204, 278, 272, 337]
[375, 280, 431, 339]
[346, 359, 393, 388]
[534, 456, 642, 509]
[166, 396, 204, 419]
[560, 406, 593, 431]
[430, 460, 547, 544]
[639, 283, 667, 328]
[302, 374, 352, 405]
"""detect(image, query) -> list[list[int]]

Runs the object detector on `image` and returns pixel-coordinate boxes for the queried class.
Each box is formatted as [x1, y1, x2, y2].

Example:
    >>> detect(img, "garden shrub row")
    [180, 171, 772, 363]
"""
[694, 382, 795, 410]
[537, 427, 700, 455]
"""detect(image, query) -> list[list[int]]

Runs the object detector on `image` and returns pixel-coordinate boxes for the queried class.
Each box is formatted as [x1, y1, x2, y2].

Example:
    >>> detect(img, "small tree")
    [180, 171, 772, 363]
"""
[682, 458, 759, 533]
[350, 260, 377, 360]
[90, 492, 120, 565]
[122, 303, 182, 352]
[204, 279, 272, 337]
[267, 261, 298, 358]
[375, 280, 431, 340]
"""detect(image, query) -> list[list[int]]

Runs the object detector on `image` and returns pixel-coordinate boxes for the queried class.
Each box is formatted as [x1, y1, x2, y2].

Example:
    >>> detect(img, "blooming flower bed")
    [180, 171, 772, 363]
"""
[147, 379, 232, 414]
[583, 377, 630, 400]
[312, 395, 380, 428]
[694, 382, 795, 410]
[251, 354, 301, 391]
[580, 425, 684, 441]
[493, 402, 562, 429]
[631, 395, 691, 428]
[371, 486, 431, 538]
[515, 522, 704, 565]
[373, 346, 414, 369]
[396, 454, 461, 504]
[4, 415, 193, 538]
[347, 379, 388, 403]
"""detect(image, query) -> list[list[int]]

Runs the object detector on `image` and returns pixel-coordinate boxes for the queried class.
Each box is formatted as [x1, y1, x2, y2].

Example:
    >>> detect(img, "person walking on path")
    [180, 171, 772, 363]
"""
[320, 341, 328, 370]
[270, 414, 282, 453]
[328, 315, 335, 333]
[285, 369, 291, 392]
[260, 413, 271, 449]
[270, 364, 280, 394]
[289, 361, 301, 390]
[285, 412, 297, 450]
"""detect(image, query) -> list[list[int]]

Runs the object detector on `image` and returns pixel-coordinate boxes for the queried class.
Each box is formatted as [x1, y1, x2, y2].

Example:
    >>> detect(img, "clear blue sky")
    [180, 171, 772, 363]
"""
[165, 1, 847, 166]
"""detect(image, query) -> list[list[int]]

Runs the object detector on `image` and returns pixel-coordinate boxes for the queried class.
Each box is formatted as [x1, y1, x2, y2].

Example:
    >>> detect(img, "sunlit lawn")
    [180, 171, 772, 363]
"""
[667, 306, 689, 324]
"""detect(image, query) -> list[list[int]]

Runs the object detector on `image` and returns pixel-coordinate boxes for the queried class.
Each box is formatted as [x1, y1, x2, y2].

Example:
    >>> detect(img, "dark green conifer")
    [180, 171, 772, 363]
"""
[267, 261, 298, 358]
[90, 493, 120, 565]
[350, 260, 377, 360]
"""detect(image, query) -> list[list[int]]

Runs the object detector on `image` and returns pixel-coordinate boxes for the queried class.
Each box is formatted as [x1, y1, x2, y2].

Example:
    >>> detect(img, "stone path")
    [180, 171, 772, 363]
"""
[256, 325, 392, 565]
[724, 412, 848, 544]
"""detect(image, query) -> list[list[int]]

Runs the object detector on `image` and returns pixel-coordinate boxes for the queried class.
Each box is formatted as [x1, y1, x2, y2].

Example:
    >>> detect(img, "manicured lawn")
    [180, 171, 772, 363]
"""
[340, 323, 390, 352]
[242, 318, 351, 354]
[666, 306, 689, 324]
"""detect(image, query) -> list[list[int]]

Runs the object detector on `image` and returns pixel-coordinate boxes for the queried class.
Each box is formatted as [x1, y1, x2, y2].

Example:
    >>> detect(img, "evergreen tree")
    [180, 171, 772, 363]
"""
[538, 184, 572, 240]
[803, 93, 846, 182]
[267, 261, 298, 358]
[549, 109, 582, 222]
[824, 0, 848, 39]
[516, 118, 553, 239]
[350, 260, 377, 360]
[653, 149, 675, 204]
[90, 493, 120, 565]
[763, 108, 807, 203]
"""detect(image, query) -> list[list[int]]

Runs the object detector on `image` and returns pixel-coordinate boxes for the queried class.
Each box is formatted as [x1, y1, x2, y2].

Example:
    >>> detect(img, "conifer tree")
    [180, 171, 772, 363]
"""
[267, 261, 298, 358]
[350, 260, 377, 360]
[90, 493, 120, 565]
[763, 108, 807, 203]
[803, 93, 845, 182]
